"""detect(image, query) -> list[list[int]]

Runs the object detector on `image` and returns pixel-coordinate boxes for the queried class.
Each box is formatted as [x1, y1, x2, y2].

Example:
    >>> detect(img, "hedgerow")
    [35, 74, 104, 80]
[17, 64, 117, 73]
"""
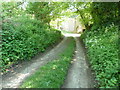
[1, 16, 61, 73]
[81, 24, 119, 88]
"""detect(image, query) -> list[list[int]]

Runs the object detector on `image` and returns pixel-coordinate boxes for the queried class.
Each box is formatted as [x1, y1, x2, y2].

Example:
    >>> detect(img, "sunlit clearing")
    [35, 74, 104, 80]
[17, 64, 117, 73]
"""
[62, 32, 81, 37]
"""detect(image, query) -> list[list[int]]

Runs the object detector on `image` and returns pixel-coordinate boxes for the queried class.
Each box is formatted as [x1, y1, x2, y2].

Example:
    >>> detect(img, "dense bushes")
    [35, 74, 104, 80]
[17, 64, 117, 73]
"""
[1, 16, 61, 73]
[81, 24, 119, 88]
[76, 2, 119, 88]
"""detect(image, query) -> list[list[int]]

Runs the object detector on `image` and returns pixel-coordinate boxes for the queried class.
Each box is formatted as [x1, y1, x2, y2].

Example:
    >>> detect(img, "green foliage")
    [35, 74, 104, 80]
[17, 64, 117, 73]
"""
[82, 24, 119, 88]
[2, 2, 25, 18]
[73, 2, 119, 29]
[1, 16, 61, 73]
[20, 38, 75, 88]
[27, 2, 51, 24]
[79, 2, 119, 88]
[90, 2, 118, 25]
[27, 2, 70, 24]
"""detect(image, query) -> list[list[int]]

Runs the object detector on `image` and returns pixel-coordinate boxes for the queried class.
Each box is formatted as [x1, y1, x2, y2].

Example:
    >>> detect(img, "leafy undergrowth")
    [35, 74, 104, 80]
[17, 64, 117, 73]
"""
[20, 38, 75, 88]
[81, 24, 119, 88]
[1, 15, 61, 73]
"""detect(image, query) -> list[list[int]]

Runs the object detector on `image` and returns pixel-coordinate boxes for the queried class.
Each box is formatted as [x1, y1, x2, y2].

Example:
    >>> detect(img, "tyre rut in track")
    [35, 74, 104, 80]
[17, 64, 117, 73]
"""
[62, 37, 95, 88]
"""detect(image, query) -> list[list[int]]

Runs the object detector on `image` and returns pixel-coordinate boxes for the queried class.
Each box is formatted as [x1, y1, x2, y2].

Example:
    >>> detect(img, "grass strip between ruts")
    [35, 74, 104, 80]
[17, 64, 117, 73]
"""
[20, 38, 75, 88]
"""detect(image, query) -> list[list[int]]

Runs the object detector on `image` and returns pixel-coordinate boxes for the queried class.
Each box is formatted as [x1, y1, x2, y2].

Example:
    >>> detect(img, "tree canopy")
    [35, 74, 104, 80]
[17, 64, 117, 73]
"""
[2, 2, 119, 29]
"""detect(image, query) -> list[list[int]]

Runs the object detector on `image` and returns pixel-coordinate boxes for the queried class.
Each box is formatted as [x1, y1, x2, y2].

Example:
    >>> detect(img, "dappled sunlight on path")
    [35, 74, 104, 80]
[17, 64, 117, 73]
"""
[62, 37, 95, 88]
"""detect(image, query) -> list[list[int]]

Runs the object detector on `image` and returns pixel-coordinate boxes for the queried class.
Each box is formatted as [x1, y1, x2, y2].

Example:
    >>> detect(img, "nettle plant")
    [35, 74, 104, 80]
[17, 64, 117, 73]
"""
[83, 24, 119, 88]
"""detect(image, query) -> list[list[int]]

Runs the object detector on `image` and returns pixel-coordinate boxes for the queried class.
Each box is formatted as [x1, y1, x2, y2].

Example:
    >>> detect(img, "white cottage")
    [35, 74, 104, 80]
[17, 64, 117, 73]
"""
[61, 15, 85, 33]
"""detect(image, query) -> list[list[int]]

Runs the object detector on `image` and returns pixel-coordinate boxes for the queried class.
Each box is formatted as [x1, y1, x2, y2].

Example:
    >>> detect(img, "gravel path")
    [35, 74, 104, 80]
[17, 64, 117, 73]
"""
[2, 37, 72, 88]
[62, 37, 95, 88]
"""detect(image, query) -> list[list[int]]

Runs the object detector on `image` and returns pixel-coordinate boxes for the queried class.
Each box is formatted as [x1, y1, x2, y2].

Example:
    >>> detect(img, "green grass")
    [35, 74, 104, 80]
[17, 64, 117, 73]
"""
[20, 38, 75, 88]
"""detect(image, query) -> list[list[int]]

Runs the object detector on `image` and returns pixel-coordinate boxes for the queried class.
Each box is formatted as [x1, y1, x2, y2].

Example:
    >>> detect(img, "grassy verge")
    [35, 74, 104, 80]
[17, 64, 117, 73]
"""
[81, 24, 119, 88]
[20, 38, 75, 88]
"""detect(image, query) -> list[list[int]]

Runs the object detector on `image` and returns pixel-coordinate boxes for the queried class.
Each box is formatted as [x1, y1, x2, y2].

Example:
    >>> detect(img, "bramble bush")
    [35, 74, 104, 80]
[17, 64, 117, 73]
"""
[1, 16, 61, 73]
[81, 24, 119, 88]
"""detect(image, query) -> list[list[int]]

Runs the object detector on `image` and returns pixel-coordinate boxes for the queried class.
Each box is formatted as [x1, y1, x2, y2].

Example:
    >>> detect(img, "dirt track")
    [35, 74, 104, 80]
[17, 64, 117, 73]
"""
[2, 36, 95, 88]
[62, 37, 95, 88]
[2, 37, 72, 88]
